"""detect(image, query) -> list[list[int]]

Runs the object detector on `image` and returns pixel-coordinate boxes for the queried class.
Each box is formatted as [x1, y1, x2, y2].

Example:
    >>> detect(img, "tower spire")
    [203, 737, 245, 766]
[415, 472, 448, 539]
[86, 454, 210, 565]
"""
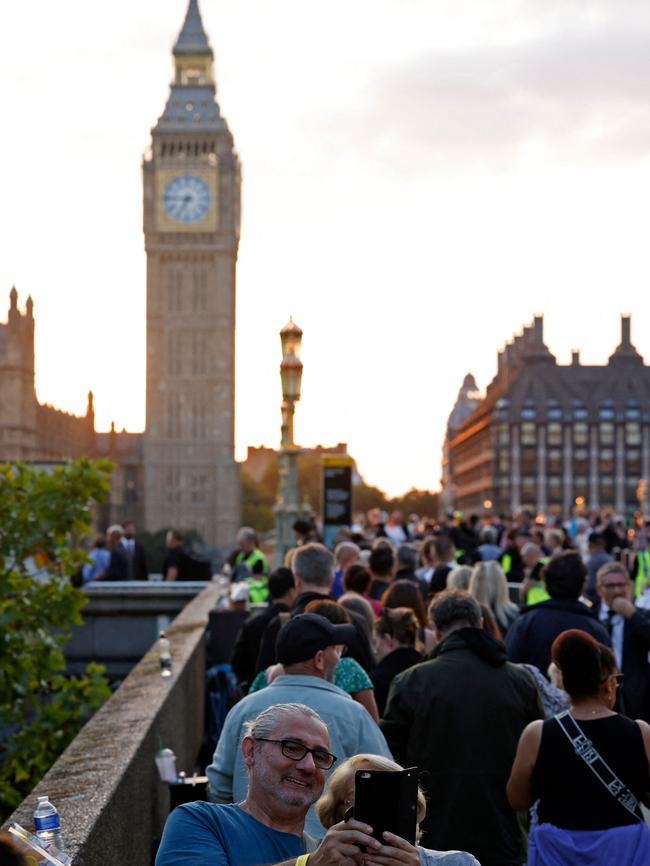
[174, 0, 212, 57]
[155, 0, 224, 123]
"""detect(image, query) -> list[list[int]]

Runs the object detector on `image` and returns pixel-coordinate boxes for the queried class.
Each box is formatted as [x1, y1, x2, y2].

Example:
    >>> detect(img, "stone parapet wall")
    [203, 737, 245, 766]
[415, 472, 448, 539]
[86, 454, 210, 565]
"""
[2, 582, 221, 865]
[65, 581, 211, 679]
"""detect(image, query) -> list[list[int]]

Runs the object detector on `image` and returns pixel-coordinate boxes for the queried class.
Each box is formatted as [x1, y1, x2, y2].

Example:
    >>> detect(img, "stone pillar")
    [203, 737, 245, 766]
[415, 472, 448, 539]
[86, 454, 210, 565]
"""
[615, 424, 625, 514]
[537, 425, 547, 514]
[510, 425, 521, 512]
[589, 425, 599, 510]
[563, 425, 573, 515]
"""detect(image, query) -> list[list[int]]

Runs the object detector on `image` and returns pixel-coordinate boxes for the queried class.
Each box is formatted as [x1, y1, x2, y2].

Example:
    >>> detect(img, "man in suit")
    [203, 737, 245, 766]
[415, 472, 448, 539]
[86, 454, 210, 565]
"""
[121, 520, 148, 581]
[104, 524, 130, 580]
[594, 561, 650, 722]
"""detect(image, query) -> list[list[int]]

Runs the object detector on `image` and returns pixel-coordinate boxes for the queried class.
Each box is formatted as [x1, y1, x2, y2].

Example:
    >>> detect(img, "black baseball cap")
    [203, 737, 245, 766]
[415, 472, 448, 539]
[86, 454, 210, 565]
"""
[276, 613, 356, 666]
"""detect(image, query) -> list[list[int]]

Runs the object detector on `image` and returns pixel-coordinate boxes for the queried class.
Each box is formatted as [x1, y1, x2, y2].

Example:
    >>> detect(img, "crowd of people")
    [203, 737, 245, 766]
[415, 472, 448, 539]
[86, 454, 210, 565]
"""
[153, 504, 650, 866]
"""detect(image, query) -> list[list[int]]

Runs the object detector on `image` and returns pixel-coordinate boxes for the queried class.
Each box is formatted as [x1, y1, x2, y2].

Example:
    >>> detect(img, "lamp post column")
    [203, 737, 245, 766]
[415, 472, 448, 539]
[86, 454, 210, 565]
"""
[274, 319, 303, 567]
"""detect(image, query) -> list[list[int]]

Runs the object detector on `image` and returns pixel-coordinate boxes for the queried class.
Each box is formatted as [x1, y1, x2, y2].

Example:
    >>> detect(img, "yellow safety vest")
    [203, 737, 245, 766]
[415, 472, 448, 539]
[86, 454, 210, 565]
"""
[526, 584, 551, 606]
[635, 550, 650, 597]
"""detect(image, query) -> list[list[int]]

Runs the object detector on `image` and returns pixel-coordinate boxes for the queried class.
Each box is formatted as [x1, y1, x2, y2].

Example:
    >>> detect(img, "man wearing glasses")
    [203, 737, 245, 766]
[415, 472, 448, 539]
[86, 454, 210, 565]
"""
[206, 614, 391, 838]
[595, 561, 650, 722]
[156, 703, 384, 866]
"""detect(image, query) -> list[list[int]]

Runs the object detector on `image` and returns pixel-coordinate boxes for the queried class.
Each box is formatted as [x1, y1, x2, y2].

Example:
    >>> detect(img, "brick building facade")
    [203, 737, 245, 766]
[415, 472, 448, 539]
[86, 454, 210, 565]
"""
[443, 315, 650, 518]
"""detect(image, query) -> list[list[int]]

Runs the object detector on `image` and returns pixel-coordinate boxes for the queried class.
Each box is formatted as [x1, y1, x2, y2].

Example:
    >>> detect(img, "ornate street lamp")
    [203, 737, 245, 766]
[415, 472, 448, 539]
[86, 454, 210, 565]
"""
[275, 318, 303, 565]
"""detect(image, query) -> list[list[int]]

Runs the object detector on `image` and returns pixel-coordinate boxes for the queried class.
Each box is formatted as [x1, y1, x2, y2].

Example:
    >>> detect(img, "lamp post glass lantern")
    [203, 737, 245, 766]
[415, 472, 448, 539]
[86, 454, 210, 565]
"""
[280, 316, 303, 360]
[275, 318, 304, 565]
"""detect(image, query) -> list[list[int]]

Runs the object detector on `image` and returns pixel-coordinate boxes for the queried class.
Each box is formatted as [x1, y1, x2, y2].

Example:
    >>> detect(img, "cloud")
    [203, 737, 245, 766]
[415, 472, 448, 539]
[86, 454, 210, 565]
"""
[322, 12, 650, 173]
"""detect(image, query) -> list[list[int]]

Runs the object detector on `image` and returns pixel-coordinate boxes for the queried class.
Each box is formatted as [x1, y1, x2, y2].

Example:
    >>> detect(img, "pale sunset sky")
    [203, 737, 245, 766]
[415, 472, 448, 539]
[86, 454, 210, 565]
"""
[2, 1, 650, 495]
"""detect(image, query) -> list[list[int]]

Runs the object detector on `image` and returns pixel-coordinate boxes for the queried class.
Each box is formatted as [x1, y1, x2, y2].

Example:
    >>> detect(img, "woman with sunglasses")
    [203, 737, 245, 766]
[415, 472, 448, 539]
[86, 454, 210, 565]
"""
[507, 628, 650, 864]
[316, 754, 479, 865]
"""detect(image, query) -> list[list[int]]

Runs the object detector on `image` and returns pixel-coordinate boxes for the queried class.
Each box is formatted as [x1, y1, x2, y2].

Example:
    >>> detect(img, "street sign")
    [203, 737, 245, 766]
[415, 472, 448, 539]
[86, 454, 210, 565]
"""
[322, 455, 354, 549]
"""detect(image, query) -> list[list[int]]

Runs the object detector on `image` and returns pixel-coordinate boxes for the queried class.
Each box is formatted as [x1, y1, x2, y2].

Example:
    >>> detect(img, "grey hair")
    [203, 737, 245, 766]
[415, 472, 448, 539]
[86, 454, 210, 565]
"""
[397, 544, 418, 570]
[293, 543, 335, 588]
[243, 703, 324, 740]
[237, 526, 257, 544]
[428, 590, 482, 634]
[334, 541, 361, 565]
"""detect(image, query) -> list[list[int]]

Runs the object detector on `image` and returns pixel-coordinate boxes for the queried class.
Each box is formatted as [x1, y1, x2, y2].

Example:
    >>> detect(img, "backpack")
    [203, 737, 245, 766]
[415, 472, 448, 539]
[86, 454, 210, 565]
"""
[206, 663, 243, 745]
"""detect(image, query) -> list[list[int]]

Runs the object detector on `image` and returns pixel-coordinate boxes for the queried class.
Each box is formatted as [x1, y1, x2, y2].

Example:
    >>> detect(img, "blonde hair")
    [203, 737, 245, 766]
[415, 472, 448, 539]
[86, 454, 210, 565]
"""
[315, 754, 426, 836]
[468, 561, 518, 630]
[446, 565, 472, 591]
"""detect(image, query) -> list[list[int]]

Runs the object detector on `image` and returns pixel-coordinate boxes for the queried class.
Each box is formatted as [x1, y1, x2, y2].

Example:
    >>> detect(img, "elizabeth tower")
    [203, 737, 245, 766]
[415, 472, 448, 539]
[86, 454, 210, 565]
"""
[142, 0, 241, 545]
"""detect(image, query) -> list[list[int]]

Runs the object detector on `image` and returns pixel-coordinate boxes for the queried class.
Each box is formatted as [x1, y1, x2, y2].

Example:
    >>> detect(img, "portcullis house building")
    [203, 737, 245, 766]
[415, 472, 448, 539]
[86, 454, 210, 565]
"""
[443, 315, 650, 517]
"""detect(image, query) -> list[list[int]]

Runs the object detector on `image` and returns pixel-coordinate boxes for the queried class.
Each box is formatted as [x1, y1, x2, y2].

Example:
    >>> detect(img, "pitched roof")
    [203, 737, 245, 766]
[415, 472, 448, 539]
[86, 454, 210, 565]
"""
[173, 0, 212, 56]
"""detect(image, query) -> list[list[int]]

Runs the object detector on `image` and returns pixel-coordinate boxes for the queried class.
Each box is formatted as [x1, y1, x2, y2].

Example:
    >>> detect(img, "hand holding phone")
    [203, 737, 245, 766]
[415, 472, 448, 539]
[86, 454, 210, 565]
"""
[351, 767, 419, 845]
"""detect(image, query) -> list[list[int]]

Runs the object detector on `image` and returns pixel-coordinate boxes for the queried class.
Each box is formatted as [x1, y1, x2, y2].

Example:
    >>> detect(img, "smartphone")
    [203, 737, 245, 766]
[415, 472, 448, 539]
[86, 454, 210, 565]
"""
[353, 767, 418, 845]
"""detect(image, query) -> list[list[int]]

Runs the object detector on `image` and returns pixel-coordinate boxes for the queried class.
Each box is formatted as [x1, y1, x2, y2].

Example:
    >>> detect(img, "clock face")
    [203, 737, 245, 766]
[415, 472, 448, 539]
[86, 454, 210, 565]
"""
[163, 175, 211, 223]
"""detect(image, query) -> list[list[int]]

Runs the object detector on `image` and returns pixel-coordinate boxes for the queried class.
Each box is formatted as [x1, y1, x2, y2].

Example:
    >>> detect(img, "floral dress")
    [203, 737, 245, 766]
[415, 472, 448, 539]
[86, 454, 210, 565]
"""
[248, 656, 373, 695]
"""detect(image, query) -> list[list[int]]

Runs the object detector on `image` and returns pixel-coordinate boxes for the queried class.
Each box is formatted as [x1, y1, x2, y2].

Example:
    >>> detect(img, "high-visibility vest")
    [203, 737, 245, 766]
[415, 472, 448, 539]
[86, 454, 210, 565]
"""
[525, 559, 550, 605]
[502, 553, 512, 575]
[526, 584, 550, 605]
[235, 547, 269, 575]
[635, 550, 650, 597]
[246, 575, 269, 604]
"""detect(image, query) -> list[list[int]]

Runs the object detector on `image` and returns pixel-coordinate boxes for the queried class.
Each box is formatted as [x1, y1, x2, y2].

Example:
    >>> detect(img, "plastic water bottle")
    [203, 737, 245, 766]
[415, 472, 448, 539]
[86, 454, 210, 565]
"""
[34, 795, 63, 850]
[155, 743, 178, 782]
[159, 630, 172, 677]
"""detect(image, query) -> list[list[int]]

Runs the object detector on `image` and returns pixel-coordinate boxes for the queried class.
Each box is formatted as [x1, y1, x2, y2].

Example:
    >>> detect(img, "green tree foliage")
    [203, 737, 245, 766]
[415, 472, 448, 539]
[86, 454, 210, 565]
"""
[241, 471, 275, 533]
[296, 452, 325, 512]
[241, 454, 439, 533]
[352, 482, 390, 514]
[0, 459, 113, 819]
[392, 487, 439, 519]
[137, 526, 204, 574]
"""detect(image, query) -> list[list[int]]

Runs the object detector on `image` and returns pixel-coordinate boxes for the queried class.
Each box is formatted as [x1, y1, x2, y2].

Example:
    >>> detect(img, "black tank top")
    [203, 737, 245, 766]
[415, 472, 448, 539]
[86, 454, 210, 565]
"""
[531, 714, 649, 829]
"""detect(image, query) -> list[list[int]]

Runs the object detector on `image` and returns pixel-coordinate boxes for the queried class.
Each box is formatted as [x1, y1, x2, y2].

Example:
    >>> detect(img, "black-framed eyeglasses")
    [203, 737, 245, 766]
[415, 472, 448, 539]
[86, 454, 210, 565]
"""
[254, 738, 337, 769]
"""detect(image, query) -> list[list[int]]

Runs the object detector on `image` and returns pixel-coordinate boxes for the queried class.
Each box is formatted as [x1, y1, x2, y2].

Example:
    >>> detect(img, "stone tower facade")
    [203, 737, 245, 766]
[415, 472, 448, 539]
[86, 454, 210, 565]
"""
[0, 288, 96, 462]
[142, 0, 241, 545]
[0, 288, 37, 460]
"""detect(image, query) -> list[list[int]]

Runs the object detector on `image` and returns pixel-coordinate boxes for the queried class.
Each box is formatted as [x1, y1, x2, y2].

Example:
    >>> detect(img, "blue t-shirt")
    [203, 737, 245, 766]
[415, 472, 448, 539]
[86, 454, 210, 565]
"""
[155, 802, 308, 866]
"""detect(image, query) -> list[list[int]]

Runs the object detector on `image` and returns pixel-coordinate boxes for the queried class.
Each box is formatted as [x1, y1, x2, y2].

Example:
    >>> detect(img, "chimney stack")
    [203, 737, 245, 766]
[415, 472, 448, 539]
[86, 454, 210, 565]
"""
[621, 314, 631, 348]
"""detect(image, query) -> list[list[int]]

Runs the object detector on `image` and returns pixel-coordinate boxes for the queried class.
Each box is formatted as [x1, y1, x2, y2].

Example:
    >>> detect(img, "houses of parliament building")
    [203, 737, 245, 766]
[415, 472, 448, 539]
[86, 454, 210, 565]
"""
[0, 1, 240, 546]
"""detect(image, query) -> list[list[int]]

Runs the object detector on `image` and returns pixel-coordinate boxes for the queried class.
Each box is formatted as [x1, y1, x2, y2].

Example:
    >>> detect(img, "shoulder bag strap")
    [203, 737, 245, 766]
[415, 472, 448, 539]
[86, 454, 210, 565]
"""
[554, 710, 643, 822]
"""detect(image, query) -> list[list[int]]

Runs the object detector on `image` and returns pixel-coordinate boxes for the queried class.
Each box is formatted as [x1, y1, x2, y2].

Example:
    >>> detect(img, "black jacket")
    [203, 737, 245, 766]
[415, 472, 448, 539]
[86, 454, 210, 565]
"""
[105, 541, 148, 581]
[371, 646, 423, 717]
[592, 601, 650, 721]
[505, 597, 611, 675]
[105, 545, 130, 580]
[255, 591, 375, 674]
[381, 628, 543, 866]
[230, 602, 291, 689]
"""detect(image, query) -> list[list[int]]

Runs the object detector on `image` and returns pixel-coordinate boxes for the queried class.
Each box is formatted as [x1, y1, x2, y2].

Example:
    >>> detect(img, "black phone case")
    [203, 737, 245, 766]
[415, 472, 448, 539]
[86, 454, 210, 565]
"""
[353, 768, 418, 845]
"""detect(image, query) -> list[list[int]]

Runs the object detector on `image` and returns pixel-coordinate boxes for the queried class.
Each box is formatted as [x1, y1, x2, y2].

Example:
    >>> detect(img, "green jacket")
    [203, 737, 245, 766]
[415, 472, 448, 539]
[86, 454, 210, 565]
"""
[380, 628, 543, 866]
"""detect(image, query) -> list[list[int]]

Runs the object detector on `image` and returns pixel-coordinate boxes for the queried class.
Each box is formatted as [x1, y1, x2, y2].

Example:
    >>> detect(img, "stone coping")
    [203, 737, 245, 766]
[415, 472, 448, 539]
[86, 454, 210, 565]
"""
[2, 582, 222, 865]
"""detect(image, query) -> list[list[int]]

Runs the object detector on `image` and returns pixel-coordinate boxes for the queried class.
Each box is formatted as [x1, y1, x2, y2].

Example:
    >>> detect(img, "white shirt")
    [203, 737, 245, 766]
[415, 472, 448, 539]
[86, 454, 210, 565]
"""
[384, 523, 407, 544]
[598, 602, 624, 669]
